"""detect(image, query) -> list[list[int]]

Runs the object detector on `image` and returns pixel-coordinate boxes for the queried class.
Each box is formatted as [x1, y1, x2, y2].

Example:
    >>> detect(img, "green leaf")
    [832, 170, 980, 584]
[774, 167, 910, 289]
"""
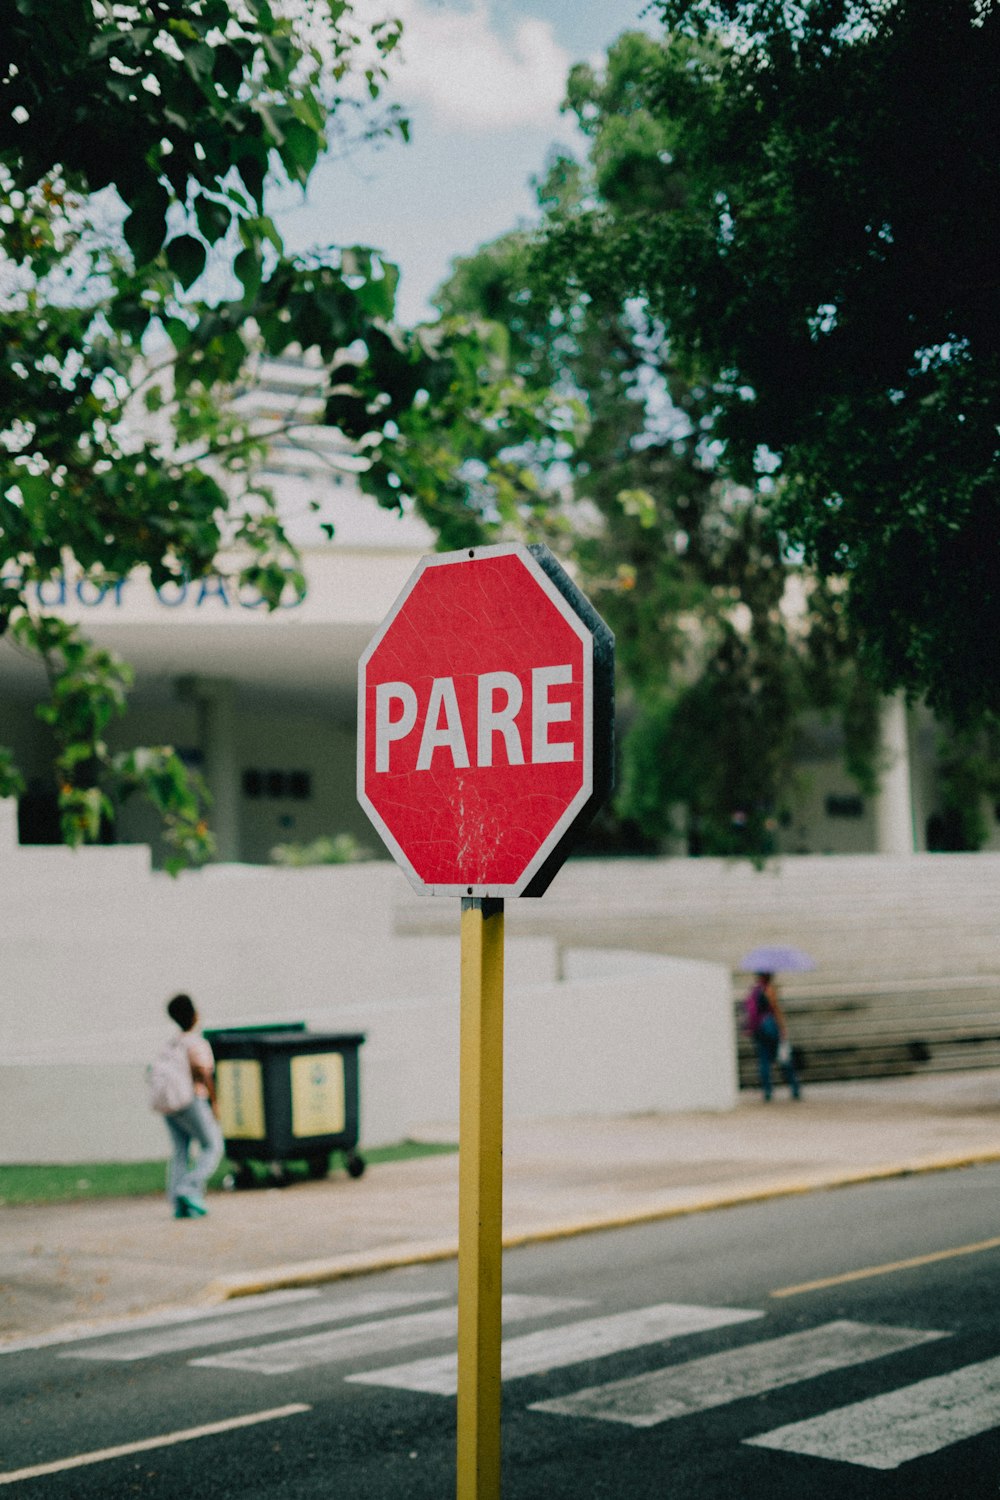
[59, 786, 113, 846]
[123, 183, 170, 266]
[212, 42, 246, 95]
[182, 41, 216, 86]
[234, 246, 262, 299]
[235, 146, 267, 207]
[353, 269, 397, 320]
[166, 234, 207, 290]
[11, 472, 53, 516]
[0, 747, 25, 800]
[164, 316, 193, 351]
[195, 195, 232, 245]
[618, 488, 658, 528]
[279, 119, 321, 182]
[241, 214, 283, 254]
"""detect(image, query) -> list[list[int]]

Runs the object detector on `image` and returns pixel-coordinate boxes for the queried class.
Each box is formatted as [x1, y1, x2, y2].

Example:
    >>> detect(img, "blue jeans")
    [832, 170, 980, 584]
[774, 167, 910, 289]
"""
[754, 1017, 801, 1100]
[165, 1097, 224, 1206]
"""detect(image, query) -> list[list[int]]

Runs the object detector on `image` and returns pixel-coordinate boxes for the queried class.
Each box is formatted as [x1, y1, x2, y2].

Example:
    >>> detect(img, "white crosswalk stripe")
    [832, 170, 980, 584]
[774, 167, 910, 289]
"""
[529, 1320, 948, 1426]
[0, 1289, 321, 1357]
[746, 1353, 1000, 1469]
[43, 1277, 1000, 1477]
[347, 1302, 764, 1396]
[191, 1295, 588, 1376]
[61, 1289, 450, 1362]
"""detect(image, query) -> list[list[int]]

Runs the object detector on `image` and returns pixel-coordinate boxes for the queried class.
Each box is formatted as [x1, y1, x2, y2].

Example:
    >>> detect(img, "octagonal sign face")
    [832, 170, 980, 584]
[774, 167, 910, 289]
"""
[357, 543, 613, 897]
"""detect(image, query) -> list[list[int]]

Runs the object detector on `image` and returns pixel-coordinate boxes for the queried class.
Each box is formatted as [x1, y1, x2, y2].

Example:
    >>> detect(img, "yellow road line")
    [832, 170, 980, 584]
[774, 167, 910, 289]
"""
[0, 1404, 310, 1486]
[772, 1235, 1000, 1298]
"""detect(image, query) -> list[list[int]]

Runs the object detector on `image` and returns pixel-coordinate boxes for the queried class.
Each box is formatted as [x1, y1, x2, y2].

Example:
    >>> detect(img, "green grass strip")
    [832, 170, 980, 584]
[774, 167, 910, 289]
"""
[0, 1140, 457, 1206]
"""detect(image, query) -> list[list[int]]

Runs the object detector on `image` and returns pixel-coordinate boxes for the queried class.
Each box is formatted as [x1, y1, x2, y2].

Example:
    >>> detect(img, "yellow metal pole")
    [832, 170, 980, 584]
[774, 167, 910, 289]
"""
[456, 895, 505, 1500]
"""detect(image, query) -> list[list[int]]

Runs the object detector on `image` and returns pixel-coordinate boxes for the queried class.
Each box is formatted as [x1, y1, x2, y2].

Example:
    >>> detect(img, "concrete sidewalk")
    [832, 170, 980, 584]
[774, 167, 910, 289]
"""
[3, 1070, 1000, 1345]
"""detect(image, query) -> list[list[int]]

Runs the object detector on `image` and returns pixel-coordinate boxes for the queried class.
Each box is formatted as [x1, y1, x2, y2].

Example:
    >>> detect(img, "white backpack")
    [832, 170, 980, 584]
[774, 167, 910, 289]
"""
[147, 1034, 195, 1114]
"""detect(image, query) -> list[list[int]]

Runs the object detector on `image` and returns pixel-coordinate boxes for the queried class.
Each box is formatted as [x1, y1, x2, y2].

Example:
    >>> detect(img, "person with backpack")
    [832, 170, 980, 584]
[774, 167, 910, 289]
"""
[149, 993, 224, 1217]
[742, 971, 801, 1102]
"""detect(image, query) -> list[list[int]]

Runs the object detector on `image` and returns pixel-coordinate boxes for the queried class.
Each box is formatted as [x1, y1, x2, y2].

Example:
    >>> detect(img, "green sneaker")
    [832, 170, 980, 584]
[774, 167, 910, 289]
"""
[177, 1195, 208, 1218]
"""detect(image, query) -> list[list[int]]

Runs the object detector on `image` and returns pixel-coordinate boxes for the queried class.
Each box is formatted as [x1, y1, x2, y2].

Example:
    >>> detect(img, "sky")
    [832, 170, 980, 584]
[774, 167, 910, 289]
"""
[278, 0, 659, 326]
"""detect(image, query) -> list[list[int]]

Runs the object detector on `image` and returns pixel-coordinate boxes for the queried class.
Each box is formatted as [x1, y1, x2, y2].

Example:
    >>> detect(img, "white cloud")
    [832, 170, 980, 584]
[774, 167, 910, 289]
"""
[354, 0, 572, 130]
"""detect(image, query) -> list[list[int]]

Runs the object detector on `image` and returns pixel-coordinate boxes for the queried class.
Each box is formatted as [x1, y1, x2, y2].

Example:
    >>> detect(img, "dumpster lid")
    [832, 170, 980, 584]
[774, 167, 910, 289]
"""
[205, 1022, 306, 1040]
[207, 1027, 365, 1046]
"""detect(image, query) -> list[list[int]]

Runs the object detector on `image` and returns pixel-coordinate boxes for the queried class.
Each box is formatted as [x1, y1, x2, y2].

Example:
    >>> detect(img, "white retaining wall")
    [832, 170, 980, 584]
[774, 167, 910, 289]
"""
[398, 852, 1000, 990]
[0, 803, 735, 1162]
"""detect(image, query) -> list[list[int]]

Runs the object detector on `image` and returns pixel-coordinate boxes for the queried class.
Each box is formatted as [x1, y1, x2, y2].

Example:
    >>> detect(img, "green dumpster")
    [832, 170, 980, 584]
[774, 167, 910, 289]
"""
[205, 1026, 365, 1185]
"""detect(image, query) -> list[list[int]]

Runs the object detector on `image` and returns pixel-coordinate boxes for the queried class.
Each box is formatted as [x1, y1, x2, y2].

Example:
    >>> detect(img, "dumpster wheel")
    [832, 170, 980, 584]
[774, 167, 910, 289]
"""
[346, 1151, 366, 1179]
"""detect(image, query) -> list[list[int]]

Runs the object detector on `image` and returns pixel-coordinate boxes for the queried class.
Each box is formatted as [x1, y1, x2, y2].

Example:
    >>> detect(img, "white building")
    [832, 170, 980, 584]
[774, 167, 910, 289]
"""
[2, 352, 434, 867]
[2, 360, 998, 1160]
[1, 355, 993, 867]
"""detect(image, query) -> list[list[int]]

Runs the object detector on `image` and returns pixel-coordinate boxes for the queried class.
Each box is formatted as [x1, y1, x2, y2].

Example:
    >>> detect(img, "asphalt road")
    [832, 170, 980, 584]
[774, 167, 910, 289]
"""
[4, 1163, 1000, 1498]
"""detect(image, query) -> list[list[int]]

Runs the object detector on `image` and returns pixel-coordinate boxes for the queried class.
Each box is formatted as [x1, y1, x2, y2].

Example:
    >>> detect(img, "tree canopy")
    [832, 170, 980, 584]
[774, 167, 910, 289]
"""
[534, 1, 1000, 725]
[436, 211, 879, 859]
[0, 0, 565, 864]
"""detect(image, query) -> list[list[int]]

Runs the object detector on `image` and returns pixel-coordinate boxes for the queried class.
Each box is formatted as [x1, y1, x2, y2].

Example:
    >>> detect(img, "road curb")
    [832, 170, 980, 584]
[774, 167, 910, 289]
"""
[205, 1239, 462, 1302]
[211, 1146, 1000, 1301]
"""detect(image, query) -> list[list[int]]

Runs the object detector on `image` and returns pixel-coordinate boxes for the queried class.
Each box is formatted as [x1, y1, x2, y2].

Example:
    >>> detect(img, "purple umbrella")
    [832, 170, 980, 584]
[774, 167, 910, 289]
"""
[739, 945, 816, 973]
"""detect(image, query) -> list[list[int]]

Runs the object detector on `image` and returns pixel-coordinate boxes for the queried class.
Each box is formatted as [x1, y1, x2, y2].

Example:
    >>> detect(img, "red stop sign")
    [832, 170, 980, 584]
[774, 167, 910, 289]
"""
[357, 543, 614, 897]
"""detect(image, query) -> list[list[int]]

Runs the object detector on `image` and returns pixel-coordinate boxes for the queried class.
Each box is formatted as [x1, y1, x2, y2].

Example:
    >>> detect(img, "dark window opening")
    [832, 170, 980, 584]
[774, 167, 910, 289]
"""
[242, 768, 312, 801]
[825, 794, 865, 819]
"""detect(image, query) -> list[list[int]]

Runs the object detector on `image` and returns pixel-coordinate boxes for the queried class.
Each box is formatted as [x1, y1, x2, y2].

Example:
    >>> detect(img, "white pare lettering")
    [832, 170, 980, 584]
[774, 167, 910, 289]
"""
[477, 672, 524, 767]
[532, 664, 574, 763]
[373, 667, 575, 772]
[416, 678, 470, 771]
[374, 683, 417, 772]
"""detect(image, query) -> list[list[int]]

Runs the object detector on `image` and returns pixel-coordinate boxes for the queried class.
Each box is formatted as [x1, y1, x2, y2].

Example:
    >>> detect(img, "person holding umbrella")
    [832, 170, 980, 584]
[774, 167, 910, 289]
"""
[740, 946, 811, 1102]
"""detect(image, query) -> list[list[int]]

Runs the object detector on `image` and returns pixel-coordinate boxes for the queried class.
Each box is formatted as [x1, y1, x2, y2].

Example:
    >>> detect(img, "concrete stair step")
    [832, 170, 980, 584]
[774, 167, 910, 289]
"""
[738, 1037, 1000, 1088]
[398, 854, 1000, 1088]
